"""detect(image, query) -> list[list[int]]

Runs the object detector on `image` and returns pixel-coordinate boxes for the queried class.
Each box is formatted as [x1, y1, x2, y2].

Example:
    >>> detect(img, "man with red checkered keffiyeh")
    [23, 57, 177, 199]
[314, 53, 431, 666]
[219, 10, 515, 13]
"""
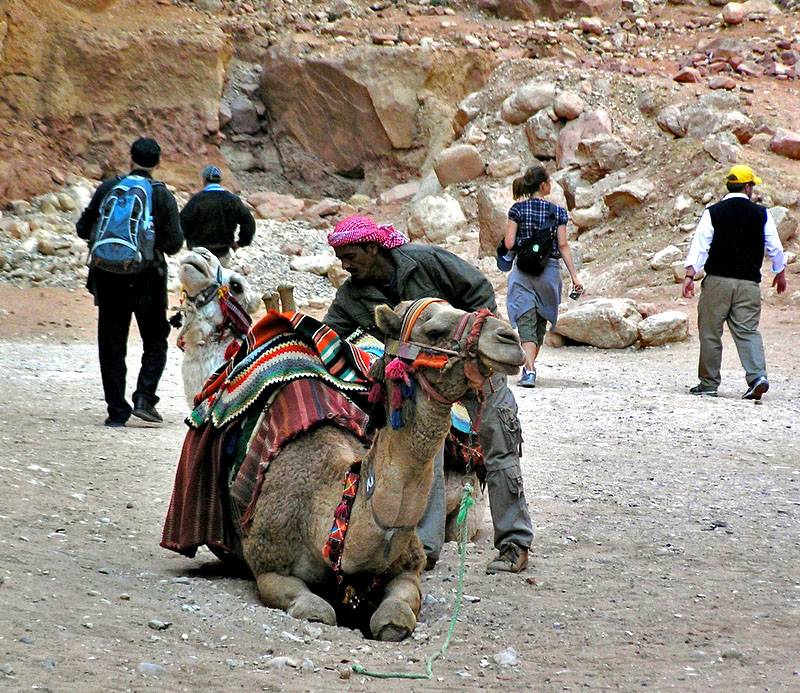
[324, 215, 533, 575]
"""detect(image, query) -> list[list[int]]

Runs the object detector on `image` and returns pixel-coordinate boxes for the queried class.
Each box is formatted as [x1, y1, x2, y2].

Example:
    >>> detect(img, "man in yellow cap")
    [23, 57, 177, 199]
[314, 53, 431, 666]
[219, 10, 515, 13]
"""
[682, 165, 786, 400]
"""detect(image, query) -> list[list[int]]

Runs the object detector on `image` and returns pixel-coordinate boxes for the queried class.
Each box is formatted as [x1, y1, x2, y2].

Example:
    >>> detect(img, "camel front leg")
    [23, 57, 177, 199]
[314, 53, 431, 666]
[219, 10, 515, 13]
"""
[255, 573, 337, 626]
[370, 572, 422, 641]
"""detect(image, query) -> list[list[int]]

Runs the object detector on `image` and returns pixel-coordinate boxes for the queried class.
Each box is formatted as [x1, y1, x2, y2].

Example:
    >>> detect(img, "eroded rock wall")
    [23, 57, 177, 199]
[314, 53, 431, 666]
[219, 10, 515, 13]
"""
[0, 0, 232, 200]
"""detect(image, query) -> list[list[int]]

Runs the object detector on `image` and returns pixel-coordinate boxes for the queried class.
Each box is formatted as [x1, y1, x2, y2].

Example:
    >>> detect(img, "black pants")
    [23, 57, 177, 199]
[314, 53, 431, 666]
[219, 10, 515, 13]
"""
[94, 267, 170, 422]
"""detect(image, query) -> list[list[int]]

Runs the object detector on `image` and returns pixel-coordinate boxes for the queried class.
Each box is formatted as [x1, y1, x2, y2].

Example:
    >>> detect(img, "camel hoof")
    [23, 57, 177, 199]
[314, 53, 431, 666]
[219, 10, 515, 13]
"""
[287, 593, 337, 626]
[375, 624, 412, 642]
[370, 600, 416, 641]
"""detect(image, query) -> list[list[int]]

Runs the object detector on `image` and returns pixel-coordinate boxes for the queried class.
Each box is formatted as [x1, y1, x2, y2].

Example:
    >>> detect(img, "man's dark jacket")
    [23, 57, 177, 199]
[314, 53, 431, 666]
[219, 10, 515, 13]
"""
[179, 189, 255, 256]
[324, 243, 497, 338]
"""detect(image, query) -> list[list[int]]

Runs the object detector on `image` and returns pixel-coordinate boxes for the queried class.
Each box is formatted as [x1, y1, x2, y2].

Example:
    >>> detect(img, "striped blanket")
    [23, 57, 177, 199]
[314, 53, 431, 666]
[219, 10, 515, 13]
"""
[161, 377, 368, 557]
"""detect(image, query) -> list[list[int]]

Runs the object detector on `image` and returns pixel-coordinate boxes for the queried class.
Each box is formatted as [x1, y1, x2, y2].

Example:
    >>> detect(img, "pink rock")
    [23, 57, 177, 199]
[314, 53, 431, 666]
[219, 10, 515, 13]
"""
[433, 145, 485, 187]
[674, 67, 701, 83]
[553, 91, 585, 120]
[252, 192, 306, 220]
[707, 75, 737, 90]
[721, 2, 745, 25]
[555, 110, 613, 169]
[769, 128, 800, 160]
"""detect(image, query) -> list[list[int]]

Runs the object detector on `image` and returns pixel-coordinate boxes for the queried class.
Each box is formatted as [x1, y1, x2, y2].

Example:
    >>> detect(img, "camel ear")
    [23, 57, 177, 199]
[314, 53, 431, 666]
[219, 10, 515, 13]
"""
[374, 304, 402, 336]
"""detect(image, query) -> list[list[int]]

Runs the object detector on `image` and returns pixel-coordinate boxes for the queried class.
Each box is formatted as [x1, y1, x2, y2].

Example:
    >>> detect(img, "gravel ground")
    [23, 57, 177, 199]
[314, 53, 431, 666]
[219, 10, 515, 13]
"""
[0, 287, 798, 691]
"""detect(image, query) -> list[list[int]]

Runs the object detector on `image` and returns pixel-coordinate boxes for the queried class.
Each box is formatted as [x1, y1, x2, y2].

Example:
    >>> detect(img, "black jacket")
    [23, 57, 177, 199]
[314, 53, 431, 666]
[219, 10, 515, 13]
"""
[179, 188, 256, 254]
[75, 169, 183, 259]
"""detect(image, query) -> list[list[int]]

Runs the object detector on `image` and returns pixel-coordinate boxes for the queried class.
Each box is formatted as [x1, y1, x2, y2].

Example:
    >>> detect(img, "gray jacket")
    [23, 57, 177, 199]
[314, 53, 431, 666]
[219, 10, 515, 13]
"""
[324, 243, 497, 338]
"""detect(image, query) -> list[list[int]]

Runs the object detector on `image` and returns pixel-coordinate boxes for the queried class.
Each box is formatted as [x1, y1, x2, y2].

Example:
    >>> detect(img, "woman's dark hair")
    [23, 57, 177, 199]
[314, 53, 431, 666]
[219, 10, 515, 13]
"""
[512, 166, 549, 200]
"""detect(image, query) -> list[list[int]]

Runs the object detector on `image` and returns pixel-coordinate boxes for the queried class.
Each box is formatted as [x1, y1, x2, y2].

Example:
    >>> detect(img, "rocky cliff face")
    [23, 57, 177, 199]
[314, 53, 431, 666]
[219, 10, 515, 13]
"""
[0, 0, 231, 200]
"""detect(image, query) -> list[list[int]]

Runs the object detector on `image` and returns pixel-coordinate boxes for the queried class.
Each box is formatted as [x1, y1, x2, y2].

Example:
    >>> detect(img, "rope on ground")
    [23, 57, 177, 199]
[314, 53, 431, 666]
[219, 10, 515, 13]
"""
[352, 482, 476, 680]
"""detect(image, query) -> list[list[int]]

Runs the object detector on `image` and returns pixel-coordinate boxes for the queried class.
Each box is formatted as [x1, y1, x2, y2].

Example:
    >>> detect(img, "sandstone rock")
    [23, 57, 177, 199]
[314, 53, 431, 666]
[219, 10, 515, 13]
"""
[500, 83, 556, 125]
[524, 110, 562, 160]
[702, 133, 741, 163]
[721, 2, 745, 24]
[555, 298, 642, 349]
[253, 192, 306, 221]
[769, 206, 798, 243]
[556, 110, 613, 169]
[579, 17, 605, 35]
[477, 0, 619, 20]
[433, 145, 485, 187]
[673, 194, 694, 220]
[658, 93, 754, 144]
[378, 181, 421, 205]
[637, 311, 689, 346]
[476, 186, 515, 257]
[229, 97, 261, 134]
[769, 128, 800, 160]
[406, 194, 467, 244]
[603, 178, 655, 216]
[674, 67, 702, 83]
[650, 245, 683, 270]
[571, 200, 607, 230]
[453, 92, 483, 137]
[289, 254, 336, 275]
[740, 0, 782, 15]
[672, 260, 688, 283]
[486, 156, 523, 179]
[553, 91, 585, 120]
[574, 135, 634, 183]
[708, 75, 737, 91]
[304, 199, 341, 217]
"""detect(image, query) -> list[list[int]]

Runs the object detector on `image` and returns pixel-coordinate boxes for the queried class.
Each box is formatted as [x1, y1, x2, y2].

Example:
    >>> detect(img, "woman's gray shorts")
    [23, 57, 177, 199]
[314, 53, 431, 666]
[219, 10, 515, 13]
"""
[517, 307, 547, 345]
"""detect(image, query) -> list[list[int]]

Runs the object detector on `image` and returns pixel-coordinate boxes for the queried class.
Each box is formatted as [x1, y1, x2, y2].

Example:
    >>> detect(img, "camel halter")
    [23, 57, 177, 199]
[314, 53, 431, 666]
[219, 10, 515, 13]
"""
[381, 298, 494, 409]
[180, 263, 224, 309]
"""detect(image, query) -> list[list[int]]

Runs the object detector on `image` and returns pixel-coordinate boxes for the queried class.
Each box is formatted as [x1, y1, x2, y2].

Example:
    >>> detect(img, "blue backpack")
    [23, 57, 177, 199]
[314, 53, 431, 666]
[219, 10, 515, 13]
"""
[88, 175, 157, 274]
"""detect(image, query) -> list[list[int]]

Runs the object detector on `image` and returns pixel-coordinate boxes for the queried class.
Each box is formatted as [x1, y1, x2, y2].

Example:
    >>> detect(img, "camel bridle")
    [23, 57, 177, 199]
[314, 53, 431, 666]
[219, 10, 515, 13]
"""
[383, 297, 495, 404]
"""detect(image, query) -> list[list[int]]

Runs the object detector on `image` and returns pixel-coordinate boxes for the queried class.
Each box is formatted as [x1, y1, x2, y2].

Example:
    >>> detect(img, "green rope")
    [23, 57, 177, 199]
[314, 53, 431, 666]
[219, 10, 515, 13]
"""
[352, 482, 476, 680]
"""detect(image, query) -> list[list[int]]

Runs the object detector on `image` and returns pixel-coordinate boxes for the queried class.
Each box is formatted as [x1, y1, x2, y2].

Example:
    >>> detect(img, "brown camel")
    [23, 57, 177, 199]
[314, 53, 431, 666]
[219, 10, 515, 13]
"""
[241, 298, 524, 641]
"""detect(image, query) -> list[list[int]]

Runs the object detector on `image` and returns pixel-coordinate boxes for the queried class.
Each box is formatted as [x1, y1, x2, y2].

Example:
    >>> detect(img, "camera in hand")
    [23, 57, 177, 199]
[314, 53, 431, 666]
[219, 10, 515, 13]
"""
[569, 286, 584, 301]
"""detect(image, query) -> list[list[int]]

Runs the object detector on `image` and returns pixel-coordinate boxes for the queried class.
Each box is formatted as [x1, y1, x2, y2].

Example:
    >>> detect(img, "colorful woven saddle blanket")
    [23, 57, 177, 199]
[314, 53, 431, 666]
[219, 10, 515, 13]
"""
[187, 311, 378, 429]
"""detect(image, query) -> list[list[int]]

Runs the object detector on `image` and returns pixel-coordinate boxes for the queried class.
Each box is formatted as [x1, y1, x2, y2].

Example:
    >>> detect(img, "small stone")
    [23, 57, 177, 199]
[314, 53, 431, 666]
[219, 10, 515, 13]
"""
[137, 662, 168, 677]
[1, 663, 14, 675]
[147, 620, 171, 631]
[119, 593, 130, 600]
[493, 647, 519, 666]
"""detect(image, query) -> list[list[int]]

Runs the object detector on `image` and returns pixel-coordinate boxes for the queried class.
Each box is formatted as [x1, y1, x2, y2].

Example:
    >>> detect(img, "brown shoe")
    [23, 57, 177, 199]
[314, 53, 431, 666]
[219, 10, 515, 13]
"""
[486, 543, 528, 574]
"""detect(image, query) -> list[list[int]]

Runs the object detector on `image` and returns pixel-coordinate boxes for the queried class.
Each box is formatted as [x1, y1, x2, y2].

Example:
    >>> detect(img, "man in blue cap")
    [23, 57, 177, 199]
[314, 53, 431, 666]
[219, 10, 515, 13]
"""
[180, 165, 256, 267]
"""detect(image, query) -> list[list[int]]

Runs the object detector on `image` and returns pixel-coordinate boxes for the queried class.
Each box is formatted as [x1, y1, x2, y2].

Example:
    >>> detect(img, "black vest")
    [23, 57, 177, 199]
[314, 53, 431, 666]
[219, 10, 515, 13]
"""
[705, 197, 767, 283]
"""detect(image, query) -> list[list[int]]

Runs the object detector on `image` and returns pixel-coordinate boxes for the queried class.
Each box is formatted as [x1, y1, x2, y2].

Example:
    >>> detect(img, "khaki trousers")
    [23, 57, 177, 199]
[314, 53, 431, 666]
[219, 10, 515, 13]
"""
[697, 274, 766, 390]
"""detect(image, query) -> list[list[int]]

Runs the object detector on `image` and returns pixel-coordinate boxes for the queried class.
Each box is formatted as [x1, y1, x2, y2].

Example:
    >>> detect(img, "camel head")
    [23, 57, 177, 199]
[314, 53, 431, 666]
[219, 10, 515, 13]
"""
[179, 247, 260, 314]
[375, 298, 524, 402]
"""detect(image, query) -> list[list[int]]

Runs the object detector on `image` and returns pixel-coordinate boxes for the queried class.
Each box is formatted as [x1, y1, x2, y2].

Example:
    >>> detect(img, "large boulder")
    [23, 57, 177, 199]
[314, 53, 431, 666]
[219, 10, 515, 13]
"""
[602, 178, 655, 217]
[433, 144, 485, 187]
[770, 207, 798, 244]
[524, 110, 562, 160]
[769, 128, 800, 160]
[555, 110, 614, 169]
[500, 83, 556, 125]
[555, 298, 643, 349]
[476, 186, 515, 257]
[637, 311, 689, 347]
[260, 42, 494, 183]
[406, 194, 467, 244]
[573, 134, 635, 183]
[656, 92, 754, 144]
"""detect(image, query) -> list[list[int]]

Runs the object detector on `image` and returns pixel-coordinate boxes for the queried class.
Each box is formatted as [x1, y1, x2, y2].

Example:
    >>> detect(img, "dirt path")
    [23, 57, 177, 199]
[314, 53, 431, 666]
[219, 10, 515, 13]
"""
[1, 287, 798, 692]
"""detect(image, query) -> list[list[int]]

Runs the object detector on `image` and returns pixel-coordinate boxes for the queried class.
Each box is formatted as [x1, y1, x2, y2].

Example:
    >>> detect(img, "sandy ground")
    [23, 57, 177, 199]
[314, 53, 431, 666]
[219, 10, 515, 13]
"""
[1, 285, 799, 692]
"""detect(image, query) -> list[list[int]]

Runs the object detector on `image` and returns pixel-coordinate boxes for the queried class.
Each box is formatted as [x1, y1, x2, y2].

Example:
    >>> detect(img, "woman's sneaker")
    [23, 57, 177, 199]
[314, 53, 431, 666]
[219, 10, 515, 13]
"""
[517, 368, 536, 388]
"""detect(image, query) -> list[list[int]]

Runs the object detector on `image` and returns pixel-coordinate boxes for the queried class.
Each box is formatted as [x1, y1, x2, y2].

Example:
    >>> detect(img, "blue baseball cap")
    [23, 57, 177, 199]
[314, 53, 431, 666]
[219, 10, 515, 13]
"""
[202, 165, 222, 182]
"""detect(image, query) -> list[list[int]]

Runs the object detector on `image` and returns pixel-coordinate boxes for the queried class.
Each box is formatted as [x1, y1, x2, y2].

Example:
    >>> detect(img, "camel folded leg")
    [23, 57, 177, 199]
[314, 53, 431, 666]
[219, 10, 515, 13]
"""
[255, 573, 337, 626]
[370, 572, 422, 641]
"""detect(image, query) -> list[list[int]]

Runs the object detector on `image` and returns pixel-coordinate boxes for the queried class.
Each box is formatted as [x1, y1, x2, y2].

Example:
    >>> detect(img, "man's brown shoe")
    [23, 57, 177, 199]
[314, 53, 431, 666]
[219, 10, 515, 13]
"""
[486, 543, 528, 574]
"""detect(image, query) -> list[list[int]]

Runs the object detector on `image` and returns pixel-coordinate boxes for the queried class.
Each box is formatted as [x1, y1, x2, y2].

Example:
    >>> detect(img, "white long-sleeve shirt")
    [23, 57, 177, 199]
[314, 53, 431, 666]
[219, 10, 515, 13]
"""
[684, 193, 786, 275]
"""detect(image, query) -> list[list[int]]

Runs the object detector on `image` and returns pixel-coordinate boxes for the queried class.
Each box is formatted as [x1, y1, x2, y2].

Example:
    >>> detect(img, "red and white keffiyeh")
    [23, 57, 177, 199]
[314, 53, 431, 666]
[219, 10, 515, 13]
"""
[327, 215, 409, 249]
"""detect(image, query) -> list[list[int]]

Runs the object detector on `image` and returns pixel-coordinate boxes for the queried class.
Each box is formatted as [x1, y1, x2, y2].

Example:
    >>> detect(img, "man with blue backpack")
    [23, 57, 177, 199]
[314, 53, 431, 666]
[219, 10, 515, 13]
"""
[76, 137, 183, 427]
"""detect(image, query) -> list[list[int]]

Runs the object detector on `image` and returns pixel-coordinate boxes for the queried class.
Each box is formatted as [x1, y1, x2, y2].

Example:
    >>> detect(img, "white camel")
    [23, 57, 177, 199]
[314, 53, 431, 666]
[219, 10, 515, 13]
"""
[176, 247, 261, 406]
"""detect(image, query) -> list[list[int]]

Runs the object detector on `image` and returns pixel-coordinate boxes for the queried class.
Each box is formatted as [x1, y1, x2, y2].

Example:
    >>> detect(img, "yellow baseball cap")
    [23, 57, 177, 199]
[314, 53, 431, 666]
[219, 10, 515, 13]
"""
[726, 165, 762, 185]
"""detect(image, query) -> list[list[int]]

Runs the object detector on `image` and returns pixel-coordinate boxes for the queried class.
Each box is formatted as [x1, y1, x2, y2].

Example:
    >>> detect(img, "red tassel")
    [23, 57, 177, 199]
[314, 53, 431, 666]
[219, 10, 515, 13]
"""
[368, 381, 384, 404]
[334, 502, 349, 519]
[390, 384, 403, 410]
[385, 357, 409, 383]
[223, 339, 240, 361]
